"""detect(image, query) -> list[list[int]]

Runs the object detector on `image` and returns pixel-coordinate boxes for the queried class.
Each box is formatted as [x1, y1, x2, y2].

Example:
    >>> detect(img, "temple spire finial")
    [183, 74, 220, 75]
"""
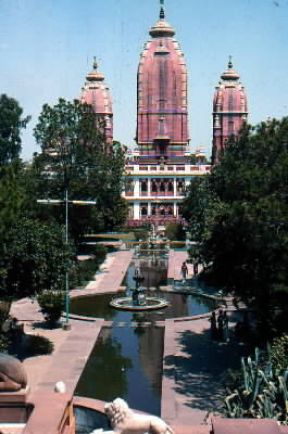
[160, 0, 165, 19]
[93, 56, 98, 71]
[228, 55, 233, 69]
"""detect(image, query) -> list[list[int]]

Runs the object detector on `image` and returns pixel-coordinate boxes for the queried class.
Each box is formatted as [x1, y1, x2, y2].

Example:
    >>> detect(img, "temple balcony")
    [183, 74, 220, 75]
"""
[123, 194, 185, 201]
[125, 164, 211, 175]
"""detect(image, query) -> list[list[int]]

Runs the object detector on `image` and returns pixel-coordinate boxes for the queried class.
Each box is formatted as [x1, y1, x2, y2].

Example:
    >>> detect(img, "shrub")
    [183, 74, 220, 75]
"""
[165, 222, 186, 241]
[270, 334, 288, 372]
[132, 229, 148, 241]
[0, 302, 12, 352]
[70, 245, 107, 288]
[37, 290, 65, 326]
[224, 347, 288, 423]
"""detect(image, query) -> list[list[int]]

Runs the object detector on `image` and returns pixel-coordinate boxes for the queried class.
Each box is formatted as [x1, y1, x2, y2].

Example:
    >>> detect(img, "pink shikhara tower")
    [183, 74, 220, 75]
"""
[80, 58, 113, 149]
[212, 57, 248, 164]
[136, 0, 189, 161]
[124, 1, 210, 226]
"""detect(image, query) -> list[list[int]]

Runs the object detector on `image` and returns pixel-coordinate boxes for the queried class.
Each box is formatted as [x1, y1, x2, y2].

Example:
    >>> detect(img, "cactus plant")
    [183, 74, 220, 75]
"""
[224, 347, 288, 424]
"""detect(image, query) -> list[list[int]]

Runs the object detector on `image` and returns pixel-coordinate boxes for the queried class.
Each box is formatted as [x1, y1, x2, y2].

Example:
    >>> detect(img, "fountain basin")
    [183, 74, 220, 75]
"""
[110, 296, 169, 311]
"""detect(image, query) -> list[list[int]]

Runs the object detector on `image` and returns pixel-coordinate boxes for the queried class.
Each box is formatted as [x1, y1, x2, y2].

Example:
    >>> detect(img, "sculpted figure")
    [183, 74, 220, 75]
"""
[104, 398, 174, 434]
[0, 353, 27, 391]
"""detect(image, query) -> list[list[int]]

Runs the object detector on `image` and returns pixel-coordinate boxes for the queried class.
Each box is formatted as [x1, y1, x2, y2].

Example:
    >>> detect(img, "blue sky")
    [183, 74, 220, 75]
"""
[1, 0, 288, 159]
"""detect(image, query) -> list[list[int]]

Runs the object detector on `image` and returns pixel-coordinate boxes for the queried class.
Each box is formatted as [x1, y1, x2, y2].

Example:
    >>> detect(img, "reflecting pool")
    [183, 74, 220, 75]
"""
[73, 256, 216, 416]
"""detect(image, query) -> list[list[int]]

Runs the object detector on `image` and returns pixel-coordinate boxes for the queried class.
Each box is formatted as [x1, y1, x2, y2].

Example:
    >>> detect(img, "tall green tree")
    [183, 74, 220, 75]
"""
[0, 218, 71, 299]
[33, 98, 127, 243]
[0, 94, 30, 165]
[183, 118, 288, 336]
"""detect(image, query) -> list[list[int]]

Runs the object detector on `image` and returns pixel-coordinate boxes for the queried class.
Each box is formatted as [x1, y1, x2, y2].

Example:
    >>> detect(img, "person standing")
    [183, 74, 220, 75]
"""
[181, 261, 188, 281]
[223, 311, 229, 342]
[209, 311, 217, 340]
[193, 262, 199, 276]
[217, 310, 224, 341]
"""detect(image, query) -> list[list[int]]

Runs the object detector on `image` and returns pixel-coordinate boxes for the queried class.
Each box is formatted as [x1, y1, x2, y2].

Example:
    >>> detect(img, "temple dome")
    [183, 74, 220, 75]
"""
[85, 59, 105, 82]
[80, 58, 113, 145]
[80, 58, 112, 116]
[213, 58, 248, 113]
[149, 18, 175, 38]
[212, 57, 248, 164]
[149, 3, 175, 38]
[220, 57, 240, 81]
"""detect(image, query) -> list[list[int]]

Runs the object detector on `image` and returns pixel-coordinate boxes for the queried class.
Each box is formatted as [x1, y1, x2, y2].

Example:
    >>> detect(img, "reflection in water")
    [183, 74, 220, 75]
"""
[71, 292, 214, 321]
[125, 259, 167, 290]
[76, 328, 132, 400]
[73, 255, 215, 415]
[76, 325, 164, 415]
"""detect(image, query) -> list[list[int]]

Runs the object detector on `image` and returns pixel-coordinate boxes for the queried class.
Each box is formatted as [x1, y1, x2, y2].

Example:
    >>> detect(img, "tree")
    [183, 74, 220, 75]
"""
[0, 218, 71, 299]
[183, 118, 288, 336]
[33, 98, 127, 243]
[0, 163, 25, 239]
[0, 94, 30, 165]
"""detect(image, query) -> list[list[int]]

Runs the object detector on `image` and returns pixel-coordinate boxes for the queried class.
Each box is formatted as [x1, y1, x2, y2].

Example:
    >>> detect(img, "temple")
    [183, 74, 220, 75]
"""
[212, 57, 248, 164]
[80, 58, 113, 152]
[124, 1, 210, 226]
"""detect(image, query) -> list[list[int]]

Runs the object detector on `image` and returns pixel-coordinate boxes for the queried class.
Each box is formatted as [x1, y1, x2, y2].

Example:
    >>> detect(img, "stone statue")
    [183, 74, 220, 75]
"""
[0, 353, 27, 391]
[102, 398, 174, 434]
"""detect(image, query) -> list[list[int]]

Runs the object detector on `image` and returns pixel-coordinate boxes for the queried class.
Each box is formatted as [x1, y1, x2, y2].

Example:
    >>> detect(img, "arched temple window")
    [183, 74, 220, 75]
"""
[167, 206, 173, 215]
[168, 181, 173, 192]
[160, 180, 165, 192]
[140, 179, 148, 192]
[152, 180, 157, 192]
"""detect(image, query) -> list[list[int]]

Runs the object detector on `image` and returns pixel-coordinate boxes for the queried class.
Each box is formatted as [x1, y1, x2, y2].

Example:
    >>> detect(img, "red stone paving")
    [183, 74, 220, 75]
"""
[167, 250, 196, 281]
[70, 250, 133, 298]
[8, 250, 285, 434]
[161, 312, 251, 429]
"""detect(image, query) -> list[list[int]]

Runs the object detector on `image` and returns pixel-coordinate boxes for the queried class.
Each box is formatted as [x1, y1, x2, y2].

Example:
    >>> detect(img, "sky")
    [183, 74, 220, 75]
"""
[1, 0, 288, 160]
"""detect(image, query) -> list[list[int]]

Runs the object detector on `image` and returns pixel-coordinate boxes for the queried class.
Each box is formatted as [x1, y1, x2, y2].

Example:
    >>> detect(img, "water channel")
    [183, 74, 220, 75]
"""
[72, 254, 216, 417]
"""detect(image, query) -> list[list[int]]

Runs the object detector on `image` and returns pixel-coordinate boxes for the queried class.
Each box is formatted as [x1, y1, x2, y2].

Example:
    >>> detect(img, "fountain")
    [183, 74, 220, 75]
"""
[110, 262, 169, 311]
[135, 225, 169, 259]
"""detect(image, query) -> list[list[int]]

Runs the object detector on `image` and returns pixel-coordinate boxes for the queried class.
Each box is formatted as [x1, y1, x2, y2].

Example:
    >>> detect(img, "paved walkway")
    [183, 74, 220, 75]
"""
[70, 250, 133, 298]
[8, 249, 247, 434]
[167, 250, 193, 280]
[162, 312, 250, 429]
[9, 250, 133, 398]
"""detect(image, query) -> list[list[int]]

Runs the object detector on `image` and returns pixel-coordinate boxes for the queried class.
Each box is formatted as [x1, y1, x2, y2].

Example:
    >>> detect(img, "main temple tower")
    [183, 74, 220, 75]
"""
[136, 0, 189, 161]
[125, 1, 210, 226]
[212, 58, 248, 164]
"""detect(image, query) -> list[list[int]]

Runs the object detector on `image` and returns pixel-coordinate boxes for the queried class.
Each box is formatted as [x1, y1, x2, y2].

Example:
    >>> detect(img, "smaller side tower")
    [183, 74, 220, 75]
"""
[80, 58, 113, 149]
[212, 57, 248, 164]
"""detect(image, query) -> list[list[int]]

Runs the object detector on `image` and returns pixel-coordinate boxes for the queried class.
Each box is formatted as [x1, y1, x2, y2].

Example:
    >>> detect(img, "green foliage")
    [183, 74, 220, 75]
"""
[271, 335, 288, 372]
[131, 228, 148, 241]
[0, 302, 11, 352]
[37, 290, 65, 325]
[0, 163, 25, 240]
[24, 334, 54, 356]
[225, 348, 288, 423]
[0, 218, 71, 298]
[33, 98, 127, 243]
[70, 245, 107, 287]
[183, 118, 288, 335]
[0, 94, 30, 165]
[165, 222, 186, 241]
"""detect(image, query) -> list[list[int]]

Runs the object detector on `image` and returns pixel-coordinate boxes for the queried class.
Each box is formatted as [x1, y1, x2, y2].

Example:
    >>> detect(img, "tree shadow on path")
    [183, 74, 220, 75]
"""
[164, 326, 251, 413]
